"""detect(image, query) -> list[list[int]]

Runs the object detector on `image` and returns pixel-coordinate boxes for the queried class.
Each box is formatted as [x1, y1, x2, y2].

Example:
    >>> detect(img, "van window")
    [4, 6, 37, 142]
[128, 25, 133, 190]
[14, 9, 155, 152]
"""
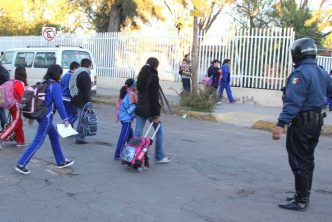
[61, 50, 92, 69]
[15, 52, 35, 67]
[34, 52, 56, 68]
[1, 52, 14, 64]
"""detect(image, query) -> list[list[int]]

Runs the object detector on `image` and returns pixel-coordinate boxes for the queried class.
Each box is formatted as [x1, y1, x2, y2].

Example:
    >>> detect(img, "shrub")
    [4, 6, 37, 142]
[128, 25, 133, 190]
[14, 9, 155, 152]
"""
[179, 87, 217, 113]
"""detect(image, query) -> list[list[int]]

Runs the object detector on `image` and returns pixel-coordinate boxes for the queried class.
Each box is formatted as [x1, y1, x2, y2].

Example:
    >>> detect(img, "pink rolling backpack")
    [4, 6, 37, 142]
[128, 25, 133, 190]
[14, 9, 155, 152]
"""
[121, 122, 161, 172]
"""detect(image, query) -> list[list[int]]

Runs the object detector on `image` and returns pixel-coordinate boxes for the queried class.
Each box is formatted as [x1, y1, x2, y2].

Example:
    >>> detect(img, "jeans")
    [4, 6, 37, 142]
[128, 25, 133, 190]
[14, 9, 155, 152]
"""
[17, 113, 66, 167]
[219, 81, 235, 102]
[63, 100, 77, 126]
[0, 108, 7, 130]
[182, 78, 191, 92]
[134, 115, 165, 161]
[115, 121, 133, 159]
[76, 108, 86, 142]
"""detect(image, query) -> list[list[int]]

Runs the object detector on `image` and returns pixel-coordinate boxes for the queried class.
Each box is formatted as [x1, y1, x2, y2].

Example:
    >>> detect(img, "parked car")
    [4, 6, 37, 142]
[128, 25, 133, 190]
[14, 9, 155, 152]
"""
[0, 46, 97, 92]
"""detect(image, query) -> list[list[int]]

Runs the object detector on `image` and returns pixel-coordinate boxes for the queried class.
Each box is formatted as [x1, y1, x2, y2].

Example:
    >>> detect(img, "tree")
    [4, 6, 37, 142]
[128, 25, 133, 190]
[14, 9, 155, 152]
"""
[0, 0, 83, 35]
[232, 0, 276, 28]
[273, 0, 323, 45]
[304, 0, 332, 48]
[80, 0, 164, 32]
[163, 0, 235, 34]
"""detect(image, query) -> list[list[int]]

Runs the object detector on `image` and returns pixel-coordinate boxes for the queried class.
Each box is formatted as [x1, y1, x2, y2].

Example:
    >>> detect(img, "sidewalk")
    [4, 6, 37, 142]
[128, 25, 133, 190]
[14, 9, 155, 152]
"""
[94, 87, 332, 134]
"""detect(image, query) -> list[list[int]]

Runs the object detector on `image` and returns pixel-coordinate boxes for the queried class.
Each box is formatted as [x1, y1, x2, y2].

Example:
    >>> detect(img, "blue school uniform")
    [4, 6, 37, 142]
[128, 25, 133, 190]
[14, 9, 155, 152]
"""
[60, 71, 77, 125]
[114, 91, 136, 159]
[17, 79, 69, 167]
[220, 63, 235, 102]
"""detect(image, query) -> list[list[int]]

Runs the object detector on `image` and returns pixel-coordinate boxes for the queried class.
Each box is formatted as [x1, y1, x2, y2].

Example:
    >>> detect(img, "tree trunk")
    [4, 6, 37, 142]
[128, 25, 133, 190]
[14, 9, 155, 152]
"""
[107, 4, 122, 32]
[191, 16, 199, 94]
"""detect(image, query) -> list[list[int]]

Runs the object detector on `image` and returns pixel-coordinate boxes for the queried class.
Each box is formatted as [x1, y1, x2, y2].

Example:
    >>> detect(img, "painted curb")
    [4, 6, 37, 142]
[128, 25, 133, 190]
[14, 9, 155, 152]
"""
[93, 95, 332, 135]
[252, 120, 332, 135]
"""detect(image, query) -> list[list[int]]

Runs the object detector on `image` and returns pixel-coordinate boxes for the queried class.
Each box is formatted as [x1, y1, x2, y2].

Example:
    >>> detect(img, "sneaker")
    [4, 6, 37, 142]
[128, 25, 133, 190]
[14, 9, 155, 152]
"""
[156, 157, 171, 164]
[15, 165, 31, 175]
[216, 101, 223, 105]
[57, 159, 74, 169]
[16, 143, 28, 147]
[75, 140, 88, 144]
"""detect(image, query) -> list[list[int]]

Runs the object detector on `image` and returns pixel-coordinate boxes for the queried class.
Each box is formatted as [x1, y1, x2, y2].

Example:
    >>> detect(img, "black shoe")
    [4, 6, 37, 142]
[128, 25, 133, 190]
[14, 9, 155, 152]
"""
[57, 159, 74, 169]
[75, 140, 88, 144]
[15, 165, 31, 175]
[280, 175, 309, 211]
[279, 199, 307, 211]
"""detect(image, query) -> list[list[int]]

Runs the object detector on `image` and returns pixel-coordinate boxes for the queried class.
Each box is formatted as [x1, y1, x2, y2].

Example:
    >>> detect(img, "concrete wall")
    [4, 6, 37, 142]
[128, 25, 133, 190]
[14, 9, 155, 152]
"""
[97, 76, 283, 108]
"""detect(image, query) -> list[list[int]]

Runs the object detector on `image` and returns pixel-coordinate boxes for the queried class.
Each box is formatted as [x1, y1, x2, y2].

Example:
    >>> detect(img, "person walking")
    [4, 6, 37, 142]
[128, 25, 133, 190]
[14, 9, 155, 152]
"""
[0, 66, 28, 148]
[0, 65, 9, 131]
[220, 59, 235, 103]
[207, 59, 221, 91]
[272, 38, 332, 210]
[15, 64, 73, 175]
[114, 78, 136, 160]
[60, 61, 79, 126]
[70, 58, 92, 144]
[134, 57, 171, 163]
[180, 54, 192, 93]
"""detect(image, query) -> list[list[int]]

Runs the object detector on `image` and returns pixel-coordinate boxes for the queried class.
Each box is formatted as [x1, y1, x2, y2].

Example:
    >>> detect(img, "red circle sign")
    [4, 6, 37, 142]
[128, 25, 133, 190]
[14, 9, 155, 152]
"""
[42, 28, 56, 41]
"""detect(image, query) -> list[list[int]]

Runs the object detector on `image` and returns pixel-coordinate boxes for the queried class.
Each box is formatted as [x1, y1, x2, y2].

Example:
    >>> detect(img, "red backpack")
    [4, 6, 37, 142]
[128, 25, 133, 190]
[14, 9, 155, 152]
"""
[0, 80, 17, 109]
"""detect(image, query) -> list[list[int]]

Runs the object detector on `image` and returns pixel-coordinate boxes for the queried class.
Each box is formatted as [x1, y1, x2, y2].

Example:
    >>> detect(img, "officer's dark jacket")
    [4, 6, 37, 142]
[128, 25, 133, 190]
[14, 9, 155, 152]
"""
[135, 67, 161, 118]
[277, 58, 332, 127]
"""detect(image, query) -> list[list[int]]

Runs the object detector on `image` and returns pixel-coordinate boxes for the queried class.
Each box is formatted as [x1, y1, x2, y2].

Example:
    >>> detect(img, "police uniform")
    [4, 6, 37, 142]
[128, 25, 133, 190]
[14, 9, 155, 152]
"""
[276, 38, 332, 210]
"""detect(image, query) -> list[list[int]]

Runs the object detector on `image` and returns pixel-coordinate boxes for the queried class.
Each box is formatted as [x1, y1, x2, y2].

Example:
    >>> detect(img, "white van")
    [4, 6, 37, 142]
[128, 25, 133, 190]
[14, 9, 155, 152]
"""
[0, 46, 97, 92]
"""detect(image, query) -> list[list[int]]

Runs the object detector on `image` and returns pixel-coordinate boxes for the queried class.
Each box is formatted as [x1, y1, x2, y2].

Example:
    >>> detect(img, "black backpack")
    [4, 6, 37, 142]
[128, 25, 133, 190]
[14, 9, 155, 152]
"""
[20, 82, 52, 119]
[77, 102, 98, 136]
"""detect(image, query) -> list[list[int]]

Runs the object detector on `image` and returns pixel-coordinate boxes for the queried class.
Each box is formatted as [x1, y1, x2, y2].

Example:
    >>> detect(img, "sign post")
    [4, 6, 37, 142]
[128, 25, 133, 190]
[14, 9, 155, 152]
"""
[42, 27, 56, 41]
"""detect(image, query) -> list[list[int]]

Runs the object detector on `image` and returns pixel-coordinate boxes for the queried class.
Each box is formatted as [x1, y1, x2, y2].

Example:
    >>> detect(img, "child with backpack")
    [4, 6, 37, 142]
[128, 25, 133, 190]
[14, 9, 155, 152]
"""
[114, 78, 137, 160]
[60, 61, 79, 126]
[0, 66, 27, 148]
[15, 64, 73, 174]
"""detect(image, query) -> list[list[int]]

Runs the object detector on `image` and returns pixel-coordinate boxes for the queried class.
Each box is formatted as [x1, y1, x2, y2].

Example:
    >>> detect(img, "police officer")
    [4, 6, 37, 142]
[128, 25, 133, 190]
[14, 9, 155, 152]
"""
[272, 38, 332, 211]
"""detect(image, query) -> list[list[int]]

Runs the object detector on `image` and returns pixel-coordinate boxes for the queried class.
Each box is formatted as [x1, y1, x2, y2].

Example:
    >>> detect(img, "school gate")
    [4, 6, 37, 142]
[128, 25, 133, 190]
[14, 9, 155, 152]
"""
[0, 29, 331, 91]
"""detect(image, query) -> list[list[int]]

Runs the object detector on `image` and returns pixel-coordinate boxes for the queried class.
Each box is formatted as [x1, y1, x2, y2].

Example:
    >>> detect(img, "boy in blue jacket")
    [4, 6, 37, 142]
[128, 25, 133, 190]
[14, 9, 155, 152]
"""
[114, 78, 137, 160]
[61, 61, 79, 125]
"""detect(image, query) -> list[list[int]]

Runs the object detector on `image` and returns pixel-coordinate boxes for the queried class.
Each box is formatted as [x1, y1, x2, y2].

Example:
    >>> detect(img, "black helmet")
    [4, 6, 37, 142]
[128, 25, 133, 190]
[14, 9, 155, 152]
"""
[291, 38, 317, 63]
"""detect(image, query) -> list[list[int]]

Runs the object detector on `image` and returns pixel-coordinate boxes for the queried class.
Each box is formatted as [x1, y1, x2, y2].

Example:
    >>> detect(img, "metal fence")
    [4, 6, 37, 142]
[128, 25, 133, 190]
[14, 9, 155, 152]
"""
[1, 29, 331, 90]
[317, 56, 332, 73]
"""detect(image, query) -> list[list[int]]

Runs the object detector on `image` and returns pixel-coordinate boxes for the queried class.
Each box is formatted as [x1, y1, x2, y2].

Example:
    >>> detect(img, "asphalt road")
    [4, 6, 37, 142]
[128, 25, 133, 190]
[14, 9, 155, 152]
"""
[0, 103, 331, 222]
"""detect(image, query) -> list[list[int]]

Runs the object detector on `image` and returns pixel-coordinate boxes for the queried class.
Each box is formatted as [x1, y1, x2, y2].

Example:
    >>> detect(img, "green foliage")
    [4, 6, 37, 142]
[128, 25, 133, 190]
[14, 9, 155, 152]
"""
[234, 0, 276, 28]
[81, 0, 164, 32]
[273, 0, 323, 45]
[179, 87, 217, 113]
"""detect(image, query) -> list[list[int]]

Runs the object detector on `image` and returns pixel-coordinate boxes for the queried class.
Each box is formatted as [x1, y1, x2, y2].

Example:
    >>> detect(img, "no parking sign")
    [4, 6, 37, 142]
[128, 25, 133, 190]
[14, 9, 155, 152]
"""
[42, 27, 56, 41]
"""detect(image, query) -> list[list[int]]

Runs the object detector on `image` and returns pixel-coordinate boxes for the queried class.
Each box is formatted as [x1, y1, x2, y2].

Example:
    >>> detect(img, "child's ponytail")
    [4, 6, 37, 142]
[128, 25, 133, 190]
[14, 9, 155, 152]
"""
[119, 78, 136, 99]
[119, 86, 128, 99]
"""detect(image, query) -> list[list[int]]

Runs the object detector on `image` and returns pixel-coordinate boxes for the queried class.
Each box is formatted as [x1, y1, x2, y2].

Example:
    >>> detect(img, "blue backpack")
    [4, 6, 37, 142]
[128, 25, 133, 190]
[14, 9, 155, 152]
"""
[77, 102, 98, 136]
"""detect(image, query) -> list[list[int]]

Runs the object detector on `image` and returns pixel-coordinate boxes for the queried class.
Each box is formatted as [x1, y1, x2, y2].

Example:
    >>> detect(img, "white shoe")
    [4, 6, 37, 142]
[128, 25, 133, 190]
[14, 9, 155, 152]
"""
[16, 143, 28, 147]
[217, 101, 223, 105]
[156, 157, 171, 164]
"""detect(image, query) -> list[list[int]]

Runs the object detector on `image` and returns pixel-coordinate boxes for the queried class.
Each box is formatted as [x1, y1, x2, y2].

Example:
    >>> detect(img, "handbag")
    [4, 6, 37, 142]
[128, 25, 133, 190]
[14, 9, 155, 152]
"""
[202, 76, 212, 87]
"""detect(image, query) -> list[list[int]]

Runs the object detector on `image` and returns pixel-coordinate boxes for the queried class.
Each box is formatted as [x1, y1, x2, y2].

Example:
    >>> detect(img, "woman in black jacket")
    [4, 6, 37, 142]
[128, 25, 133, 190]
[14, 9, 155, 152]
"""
[134, 57, 171, 163]
[0, 65, 10, 131]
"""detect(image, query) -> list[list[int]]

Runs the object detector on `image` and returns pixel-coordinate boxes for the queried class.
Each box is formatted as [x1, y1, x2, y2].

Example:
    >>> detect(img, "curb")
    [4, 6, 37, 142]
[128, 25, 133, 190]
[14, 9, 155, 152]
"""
[93, 95, 332, 135]
[252, 120, 332, 135]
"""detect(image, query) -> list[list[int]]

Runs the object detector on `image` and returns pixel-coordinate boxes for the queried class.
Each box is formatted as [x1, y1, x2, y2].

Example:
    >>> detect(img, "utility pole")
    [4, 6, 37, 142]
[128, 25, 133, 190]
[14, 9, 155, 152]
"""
[190, 0, 205, 94]
[191, 16, 199, 94]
